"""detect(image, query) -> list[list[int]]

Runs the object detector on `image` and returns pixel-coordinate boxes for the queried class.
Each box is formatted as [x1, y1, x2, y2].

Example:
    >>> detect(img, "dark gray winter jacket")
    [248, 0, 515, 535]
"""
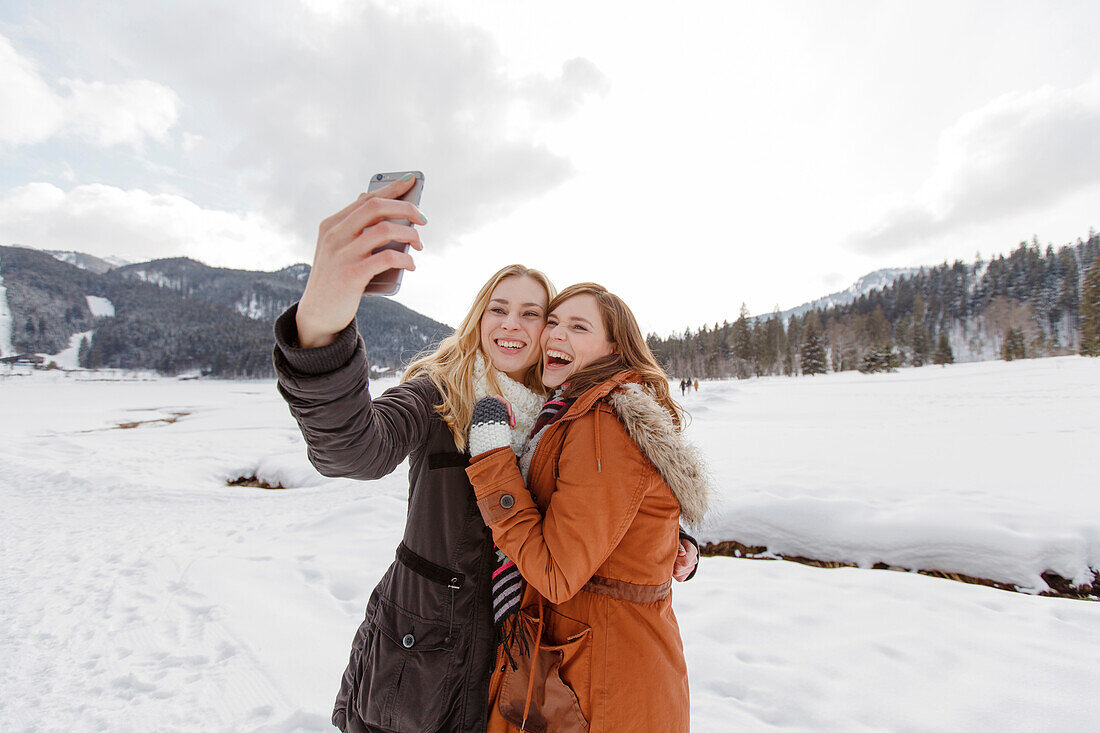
[274, 304, 498, 732]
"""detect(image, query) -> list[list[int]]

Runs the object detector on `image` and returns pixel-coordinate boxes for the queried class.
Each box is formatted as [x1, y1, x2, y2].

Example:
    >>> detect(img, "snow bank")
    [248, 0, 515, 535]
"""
[685, 356, 1100, 592]
[681, 556, 1100, 732]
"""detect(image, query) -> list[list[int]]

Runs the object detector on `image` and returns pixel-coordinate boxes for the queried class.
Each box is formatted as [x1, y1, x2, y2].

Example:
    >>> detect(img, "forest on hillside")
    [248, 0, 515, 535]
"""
[648, 232, 1100, 379]
[0, 247, 450, 378]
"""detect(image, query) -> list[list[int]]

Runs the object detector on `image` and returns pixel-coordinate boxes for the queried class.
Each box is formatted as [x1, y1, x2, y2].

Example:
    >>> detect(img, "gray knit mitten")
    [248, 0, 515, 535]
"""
[468, 397, 514, 457]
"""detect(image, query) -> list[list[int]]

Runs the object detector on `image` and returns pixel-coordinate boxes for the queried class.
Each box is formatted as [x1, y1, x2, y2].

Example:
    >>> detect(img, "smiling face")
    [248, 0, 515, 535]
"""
[478, 275, 549, 381]
[541, 293, 616, 389]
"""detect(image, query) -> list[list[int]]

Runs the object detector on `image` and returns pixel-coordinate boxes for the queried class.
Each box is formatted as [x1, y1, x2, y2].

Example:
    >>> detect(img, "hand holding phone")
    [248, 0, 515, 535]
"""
[296, 173, 426, 348]
[364, 171, 424, 296]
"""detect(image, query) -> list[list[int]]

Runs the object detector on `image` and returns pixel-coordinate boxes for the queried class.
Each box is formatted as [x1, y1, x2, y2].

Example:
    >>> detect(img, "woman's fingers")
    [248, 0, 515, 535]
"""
[320, 176, 419, 236]
[356, 247, 416, 278]
[352, 219, 423, 258]
[331, 197, 426, 246]
[494, 397, 516, 429]
[672, 538, 699, 582]
[364, 174, 417, 201]
[298, 179, 423, 346]
[672, 557, 691, 582]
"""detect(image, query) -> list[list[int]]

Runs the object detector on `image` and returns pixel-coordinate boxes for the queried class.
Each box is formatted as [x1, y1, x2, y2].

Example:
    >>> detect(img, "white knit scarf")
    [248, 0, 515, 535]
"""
[472, 352, 543, 456]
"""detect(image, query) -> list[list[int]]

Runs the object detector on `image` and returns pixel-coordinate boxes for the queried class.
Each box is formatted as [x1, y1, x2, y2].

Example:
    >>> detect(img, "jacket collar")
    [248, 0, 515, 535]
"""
[557, 370, 638, 422]
[549, 371, 712, 527]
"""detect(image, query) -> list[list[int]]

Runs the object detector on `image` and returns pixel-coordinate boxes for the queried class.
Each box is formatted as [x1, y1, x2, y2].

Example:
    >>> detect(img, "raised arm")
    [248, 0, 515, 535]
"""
[274, 303, 437, 480]
[273, 179, 433, 480]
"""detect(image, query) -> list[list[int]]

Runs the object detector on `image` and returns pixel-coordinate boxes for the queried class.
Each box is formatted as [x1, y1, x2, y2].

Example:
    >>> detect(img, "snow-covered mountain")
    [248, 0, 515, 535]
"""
[770, 267, 921, 322]
[0, 246, 451, 374]
[46, 250, 133, 274]
[277, 263, 311, 282]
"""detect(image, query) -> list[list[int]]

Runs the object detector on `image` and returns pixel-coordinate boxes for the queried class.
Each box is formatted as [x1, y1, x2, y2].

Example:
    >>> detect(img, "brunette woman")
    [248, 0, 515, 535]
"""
[466, 283, 710, 732]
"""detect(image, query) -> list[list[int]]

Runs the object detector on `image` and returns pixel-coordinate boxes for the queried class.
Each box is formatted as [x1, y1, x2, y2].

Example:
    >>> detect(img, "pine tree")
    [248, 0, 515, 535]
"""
[932, 332, 954, 366]
[1002, 328, 1026, 361]
[731, 304, 753, 379]
[800, 312, 828, 375]
[866, 305, 890, 345]
[765, 312, 786, 377]
[1080, 257, 1100, 356]
[784, 314, 802, 375]
[78, 335, 90, 367]
[858, 342, 901, 373]
[910, 293, 931, 366]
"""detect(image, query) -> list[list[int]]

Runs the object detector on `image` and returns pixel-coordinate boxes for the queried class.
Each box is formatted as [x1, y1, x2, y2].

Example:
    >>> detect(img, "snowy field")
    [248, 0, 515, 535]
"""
[688, 356, 1100, 594]
[2, 357, 1099, 731]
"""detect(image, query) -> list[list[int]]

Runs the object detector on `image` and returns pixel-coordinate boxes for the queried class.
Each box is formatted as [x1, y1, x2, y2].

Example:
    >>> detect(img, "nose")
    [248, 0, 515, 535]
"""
[501, 312, 521, 330]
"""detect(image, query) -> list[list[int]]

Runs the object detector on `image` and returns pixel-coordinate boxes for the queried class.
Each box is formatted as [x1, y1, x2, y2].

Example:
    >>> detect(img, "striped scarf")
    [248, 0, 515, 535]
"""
[492, 387, 575, 664]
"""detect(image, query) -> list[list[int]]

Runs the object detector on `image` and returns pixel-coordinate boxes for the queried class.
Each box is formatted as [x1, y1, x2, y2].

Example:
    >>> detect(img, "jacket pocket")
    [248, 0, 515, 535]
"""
[498, 606, 591, 733]
[356, 595, 458, 732]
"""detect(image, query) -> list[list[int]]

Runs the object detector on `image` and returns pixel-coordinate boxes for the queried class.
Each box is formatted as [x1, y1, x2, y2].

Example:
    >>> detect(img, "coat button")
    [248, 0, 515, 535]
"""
[402, 633, 415, 648]
[499, 494, 515, 509]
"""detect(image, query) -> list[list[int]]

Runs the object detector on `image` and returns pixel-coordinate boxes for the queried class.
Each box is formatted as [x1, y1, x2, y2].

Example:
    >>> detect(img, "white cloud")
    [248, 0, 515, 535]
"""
[61, 78, 179, 148]
[849, 76, 1100, 253]
[0, 34, 180, 149]
[0, 35, 64, 145]
[180, 132, 205, 153]
[22, 2, 608, 253]
[0, 182, 304, 270]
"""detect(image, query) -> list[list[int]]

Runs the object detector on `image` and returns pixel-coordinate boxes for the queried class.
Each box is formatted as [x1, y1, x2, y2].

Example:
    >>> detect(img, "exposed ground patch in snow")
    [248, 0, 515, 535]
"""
[2, 360, 1099, 730]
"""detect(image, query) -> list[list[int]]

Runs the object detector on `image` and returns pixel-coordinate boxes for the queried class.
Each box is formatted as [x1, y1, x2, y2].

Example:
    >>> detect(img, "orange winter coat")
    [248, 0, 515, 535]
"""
[467, 372, 710, 732]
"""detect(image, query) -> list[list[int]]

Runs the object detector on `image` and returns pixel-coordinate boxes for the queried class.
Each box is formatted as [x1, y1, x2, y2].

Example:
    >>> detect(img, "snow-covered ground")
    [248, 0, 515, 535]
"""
[45, 297, 116, 370]
[86, 296, 115, 318]
[0, 255, 14, 358]
[685, 356, 1100, 594]
[2, 358, 1099, 731]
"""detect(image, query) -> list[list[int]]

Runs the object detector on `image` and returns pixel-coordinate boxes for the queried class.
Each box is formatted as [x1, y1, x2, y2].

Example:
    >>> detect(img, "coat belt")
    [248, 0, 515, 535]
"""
[581, 575, 671, 603]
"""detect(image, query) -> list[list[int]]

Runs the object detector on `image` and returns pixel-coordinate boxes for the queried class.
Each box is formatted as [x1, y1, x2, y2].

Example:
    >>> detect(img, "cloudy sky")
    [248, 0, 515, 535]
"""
[2, 1, 1099, 335]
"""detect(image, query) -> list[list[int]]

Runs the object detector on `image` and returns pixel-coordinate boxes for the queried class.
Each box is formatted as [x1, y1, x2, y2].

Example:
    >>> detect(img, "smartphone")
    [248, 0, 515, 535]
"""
[363, 171, 424, 296]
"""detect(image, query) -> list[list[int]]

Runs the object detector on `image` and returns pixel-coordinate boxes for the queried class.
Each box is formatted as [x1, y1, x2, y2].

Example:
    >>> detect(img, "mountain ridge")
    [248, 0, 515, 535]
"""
[0, 245, 450, 376]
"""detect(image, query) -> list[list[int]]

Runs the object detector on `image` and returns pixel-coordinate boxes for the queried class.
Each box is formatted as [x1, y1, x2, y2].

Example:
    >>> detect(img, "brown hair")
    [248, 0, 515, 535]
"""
[404, 264, 555, 451]
[550, 282, 684, 426]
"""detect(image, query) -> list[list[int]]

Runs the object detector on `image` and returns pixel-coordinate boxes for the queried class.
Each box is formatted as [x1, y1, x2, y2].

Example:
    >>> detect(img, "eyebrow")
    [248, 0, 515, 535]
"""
[491, 298, 544, 309]
[549, 313, 594, 327]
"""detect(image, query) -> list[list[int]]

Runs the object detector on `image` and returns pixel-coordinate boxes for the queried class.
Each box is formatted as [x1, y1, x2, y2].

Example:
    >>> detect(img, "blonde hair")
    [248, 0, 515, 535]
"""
[550, 282, 684, 427]
[403, 264, 555, 451]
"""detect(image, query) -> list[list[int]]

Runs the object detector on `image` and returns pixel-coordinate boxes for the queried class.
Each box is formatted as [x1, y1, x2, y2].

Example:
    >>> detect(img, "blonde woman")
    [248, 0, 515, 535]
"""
[274, 178, 698, 731]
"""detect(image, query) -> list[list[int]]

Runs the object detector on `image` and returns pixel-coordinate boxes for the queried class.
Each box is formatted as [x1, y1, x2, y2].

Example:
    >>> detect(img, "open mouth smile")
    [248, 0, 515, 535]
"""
[545, 349, 574, 367]
[495, 338, 527, 354]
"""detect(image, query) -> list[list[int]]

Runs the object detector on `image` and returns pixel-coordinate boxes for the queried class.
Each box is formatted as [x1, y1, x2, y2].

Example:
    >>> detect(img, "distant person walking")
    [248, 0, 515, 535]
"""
[694, 378, 699, 392]
[679, 378, 687, 396]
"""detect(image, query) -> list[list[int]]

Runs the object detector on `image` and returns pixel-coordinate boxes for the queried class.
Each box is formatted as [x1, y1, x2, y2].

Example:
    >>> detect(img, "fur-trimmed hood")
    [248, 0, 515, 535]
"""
[606, 383, 712, 528]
